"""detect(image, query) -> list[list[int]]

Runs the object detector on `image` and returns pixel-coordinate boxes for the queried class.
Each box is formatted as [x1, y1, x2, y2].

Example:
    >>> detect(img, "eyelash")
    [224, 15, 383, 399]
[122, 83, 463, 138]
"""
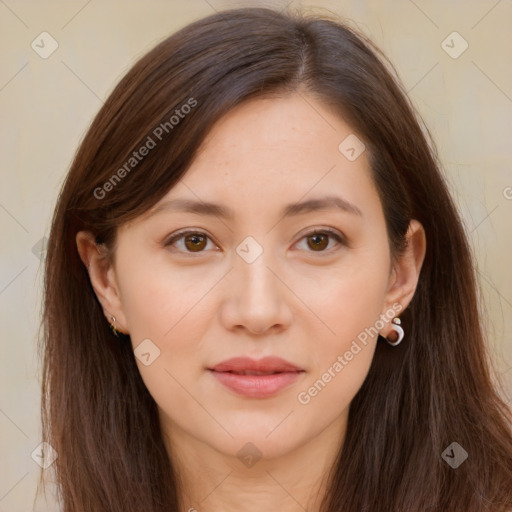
[164, 228, 346, 256]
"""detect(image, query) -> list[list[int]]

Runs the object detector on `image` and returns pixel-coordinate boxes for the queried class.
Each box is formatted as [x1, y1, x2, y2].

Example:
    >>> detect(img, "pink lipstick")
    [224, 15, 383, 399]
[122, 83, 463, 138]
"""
[208, 356, 305, 398]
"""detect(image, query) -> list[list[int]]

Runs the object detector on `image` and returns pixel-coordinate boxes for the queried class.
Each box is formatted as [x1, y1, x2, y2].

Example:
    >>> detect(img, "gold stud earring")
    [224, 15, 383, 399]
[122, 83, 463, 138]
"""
[109, 315, 119, 337]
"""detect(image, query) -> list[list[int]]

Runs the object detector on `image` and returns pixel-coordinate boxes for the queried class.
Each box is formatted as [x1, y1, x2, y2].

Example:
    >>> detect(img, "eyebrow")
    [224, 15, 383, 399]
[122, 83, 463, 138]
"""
[146, 194, 363, 220]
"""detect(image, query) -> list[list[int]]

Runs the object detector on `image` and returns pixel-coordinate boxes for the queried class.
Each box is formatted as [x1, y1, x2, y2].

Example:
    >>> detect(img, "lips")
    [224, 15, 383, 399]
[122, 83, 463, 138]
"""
[208, 357, 305, 398]
[209, 356, 304, 374]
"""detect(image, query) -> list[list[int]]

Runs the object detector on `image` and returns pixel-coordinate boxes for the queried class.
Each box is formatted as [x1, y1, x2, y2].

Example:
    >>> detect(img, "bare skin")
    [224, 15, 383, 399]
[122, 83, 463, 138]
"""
[77, 93, 426, 512]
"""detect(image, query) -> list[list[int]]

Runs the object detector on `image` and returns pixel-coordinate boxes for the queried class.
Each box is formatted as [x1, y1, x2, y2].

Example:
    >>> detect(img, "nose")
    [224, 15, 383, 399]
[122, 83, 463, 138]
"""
[219, 247, 293, 336]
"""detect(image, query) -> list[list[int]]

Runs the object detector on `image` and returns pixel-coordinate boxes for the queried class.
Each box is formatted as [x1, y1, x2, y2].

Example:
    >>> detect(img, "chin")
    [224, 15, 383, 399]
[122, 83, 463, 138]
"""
[209, 430, 302, 463]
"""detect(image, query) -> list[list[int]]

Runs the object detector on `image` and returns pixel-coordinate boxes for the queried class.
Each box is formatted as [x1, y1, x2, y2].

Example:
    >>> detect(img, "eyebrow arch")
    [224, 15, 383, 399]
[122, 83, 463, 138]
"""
[146, 194, 363, 220]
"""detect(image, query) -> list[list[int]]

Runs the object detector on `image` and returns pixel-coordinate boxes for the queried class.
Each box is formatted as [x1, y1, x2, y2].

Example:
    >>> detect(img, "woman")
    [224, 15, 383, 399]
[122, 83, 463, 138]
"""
[40, 6, 512, 512]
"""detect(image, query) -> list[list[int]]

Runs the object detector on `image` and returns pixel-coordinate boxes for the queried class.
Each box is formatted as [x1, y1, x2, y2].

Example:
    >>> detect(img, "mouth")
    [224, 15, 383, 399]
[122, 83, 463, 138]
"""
[208, 356, 304, 374]
[207, 357, 305, 398]
[216, 370, 297, 376]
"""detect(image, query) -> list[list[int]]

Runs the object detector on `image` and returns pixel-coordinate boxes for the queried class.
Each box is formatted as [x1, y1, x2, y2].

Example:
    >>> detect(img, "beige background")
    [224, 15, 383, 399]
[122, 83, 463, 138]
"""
[1, 1, 511, 510]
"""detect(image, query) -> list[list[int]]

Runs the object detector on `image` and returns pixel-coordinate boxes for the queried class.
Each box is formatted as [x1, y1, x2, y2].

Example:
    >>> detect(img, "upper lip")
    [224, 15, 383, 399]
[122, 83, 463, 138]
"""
[208, 356, 304, 373]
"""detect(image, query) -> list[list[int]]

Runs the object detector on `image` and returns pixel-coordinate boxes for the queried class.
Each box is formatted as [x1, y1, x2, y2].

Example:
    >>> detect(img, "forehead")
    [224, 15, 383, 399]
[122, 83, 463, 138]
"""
[177, 94, 375, 202]
[195, 93, 352, 164]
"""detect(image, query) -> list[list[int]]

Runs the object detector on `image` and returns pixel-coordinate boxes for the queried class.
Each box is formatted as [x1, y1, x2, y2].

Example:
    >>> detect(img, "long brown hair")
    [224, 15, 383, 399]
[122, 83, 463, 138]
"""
[40, 7, 512, 511]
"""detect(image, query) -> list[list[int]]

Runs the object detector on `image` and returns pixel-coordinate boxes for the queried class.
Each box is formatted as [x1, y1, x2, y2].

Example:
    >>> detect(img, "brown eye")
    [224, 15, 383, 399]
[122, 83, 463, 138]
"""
[306, 233, 329, 251]
[295, 229, 345, 254]
[166, 230, 215, 254]
[184, 233, 207, 252]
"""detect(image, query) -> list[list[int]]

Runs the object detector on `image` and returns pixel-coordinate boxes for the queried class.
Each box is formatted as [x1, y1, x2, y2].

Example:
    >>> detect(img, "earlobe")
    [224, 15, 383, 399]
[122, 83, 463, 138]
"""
[75, 231, 129, 335]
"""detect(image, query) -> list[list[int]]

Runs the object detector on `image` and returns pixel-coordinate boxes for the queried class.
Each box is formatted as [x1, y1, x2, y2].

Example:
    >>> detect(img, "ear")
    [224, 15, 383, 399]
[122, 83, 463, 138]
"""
[380, 219, 426, 339]
[75, 231, 129, 335]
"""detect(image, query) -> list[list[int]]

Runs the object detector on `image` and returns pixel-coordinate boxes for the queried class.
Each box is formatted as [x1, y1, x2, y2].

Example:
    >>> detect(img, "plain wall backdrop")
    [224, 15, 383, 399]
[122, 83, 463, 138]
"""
[0, 1, 511, 510]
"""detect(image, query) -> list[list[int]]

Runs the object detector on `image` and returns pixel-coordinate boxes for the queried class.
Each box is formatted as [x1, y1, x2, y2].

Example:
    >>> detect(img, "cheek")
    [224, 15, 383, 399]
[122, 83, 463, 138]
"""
[296, 340, 375, 423]
[294, 259, 388, 402]
[296, 255, 390, 344]
[296, 276, 383, 412]
[115, 256, 216, 400]
[116, 249, 215, 341]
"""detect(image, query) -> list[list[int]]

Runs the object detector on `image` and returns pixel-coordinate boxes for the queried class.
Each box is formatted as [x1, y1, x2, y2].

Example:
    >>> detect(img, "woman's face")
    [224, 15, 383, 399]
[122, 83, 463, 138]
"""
[90, 93, 412, 463]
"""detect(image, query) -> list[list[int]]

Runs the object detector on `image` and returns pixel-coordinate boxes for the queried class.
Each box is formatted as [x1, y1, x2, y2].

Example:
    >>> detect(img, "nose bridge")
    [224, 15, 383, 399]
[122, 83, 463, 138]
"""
[220, 234, 292, 333]
[234, 235, 278, 302]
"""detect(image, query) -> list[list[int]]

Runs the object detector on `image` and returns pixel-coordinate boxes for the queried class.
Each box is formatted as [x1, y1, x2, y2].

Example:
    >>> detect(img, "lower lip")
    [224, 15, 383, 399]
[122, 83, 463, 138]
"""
[209, 370, 304, 398]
